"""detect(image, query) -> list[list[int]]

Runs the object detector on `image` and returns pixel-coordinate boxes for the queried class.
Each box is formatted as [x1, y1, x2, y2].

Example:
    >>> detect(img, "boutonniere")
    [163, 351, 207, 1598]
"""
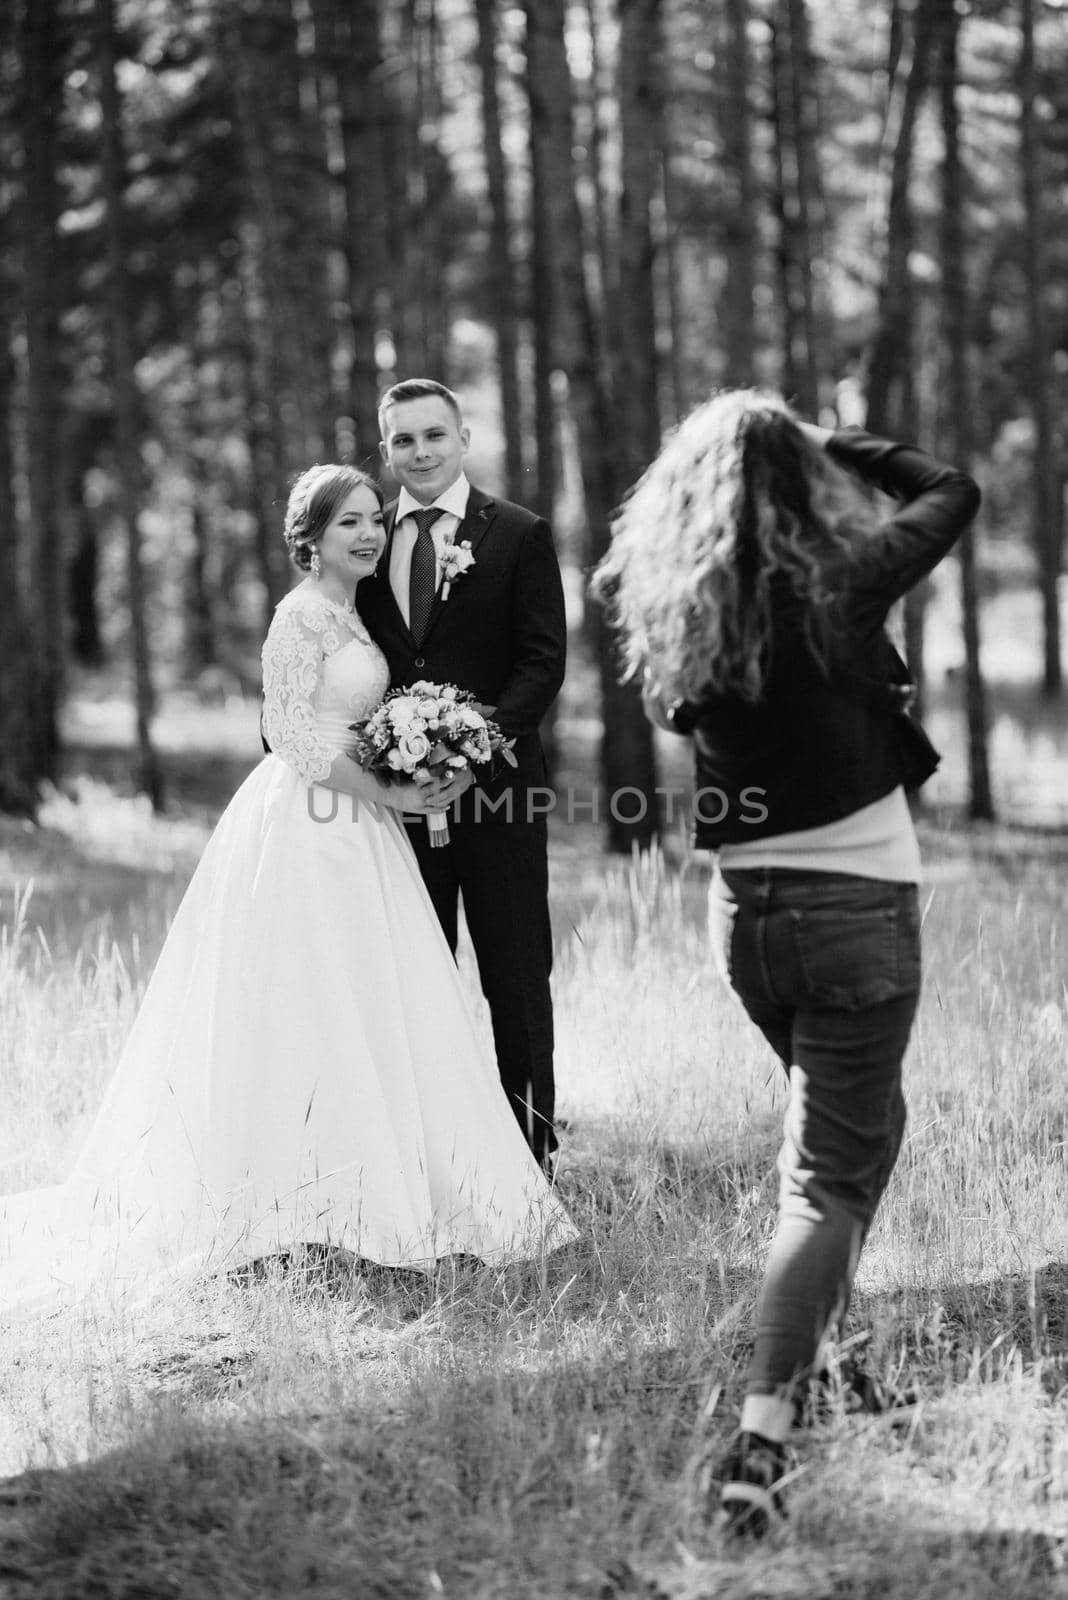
[439, 539, 476, 602]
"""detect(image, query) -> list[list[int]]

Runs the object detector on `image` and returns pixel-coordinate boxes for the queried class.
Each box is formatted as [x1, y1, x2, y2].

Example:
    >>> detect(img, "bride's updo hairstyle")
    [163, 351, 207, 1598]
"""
[283, 464, 384, 571]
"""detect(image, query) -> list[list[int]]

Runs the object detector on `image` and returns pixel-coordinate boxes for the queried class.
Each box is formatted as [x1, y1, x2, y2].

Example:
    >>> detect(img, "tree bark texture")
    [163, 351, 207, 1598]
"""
[97, 0, 164, 808]
[938, 1, 993, 820]
[525, 0, 658, 850]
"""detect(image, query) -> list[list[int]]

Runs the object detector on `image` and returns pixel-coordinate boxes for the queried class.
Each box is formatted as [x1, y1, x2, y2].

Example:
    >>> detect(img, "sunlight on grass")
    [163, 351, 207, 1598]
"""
[0, 794, 1066, 1596]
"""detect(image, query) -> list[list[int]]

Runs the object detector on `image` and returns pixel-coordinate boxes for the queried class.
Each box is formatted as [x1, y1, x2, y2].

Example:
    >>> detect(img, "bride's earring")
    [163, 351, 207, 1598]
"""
[310, 546, 322, 580]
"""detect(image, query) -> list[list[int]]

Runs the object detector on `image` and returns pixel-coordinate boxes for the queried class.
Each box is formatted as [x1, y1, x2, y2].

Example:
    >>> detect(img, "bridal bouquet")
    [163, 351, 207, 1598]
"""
[352, 681, 516, 847]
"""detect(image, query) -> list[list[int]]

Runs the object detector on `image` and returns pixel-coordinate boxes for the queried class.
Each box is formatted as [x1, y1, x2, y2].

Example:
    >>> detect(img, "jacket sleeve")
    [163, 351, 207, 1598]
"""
[489, 518, 568, 737]
[826, 428, 982, 632]
[260, 604, 336, 784]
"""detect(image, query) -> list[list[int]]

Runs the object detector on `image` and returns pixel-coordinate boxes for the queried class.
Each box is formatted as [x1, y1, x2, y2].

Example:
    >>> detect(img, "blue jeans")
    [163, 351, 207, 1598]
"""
[708, 866, 921, 1397]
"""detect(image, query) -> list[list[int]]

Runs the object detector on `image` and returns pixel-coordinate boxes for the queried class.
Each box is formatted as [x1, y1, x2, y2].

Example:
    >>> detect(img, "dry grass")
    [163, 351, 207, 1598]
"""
[1, 783, 1067, 1597]
[2, 581, 1067, 1597]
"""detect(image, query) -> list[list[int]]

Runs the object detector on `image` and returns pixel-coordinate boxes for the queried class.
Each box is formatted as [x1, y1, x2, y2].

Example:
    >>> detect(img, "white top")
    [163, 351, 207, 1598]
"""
[717, 786, 921, 883]
[389, 472, 472, 628]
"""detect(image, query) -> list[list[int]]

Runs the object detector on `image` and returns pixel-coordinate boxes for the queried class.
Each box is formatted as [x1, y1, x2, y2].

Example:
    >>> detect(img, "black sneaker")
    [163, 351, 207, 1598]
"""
[717, 1431, 792, 1537]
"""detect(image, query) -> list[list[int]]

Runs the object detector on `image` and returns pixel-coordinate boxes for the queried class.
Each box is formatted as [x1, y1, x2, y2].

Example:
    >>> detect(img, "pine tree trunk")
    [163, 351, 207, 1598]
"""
[866, 2, 939, 718]
[228, 0, 325, 467]
[658, 144, 686, 423]
[582, 0, 616, 337]
[769, 0, 822, 412]
[866, 0, 937, 435]
[414, 0, 449, 379]
[182, 273, 219, 675]
[20, 0, 64, 784]
[718, 0, 756, 385]
[67, 423, 105, 668]
[528, 93, 560, 780]
[0, 284, 39, 814]
[474, 0, 525, 496]
[321, 0, 390, 466]
[938, 2, 993, 821]
[525, 0, 658, 851]
[235, 234, 291, 625]
[769, 9, 803, 403]
[617, 0, 662, 478]
[382, 3, 418, 376]
[1019, 0, 1061, 697]
[96, 0, 163, 809]
[529, 110, 557, 528]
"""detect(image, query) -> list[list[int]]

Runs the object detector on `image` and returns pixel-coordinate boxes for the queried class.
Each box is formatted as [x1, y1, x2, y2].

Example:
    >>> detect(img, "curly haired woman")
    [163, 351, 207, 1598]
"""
[593, 389, 981, 1534]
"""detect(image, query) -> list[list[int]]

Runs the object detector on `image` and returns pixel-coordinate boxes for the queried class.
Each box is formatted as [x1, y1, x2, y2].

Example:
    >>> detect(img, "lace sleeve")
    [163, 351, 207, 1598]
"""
[261, 603, 337, 785]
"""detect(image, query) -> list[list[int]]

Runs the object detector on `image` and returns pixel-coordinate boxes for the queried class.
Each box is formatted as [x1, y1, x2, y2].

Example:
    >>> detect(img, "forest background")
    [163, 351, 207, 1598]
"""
[1, 0, 1066, 845]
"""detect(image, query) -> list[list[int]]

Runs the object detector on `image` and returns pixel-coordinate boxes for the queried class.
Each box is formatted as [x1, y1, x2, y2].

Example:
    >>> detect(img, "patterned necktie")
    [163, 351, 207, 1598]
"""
[408, 507, 442, 643]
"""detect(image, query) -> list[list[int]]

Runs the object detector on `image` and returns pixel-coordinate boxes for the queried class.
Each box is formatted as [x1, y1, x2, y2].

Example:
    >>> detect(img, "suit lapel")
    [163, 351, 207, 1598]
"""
[455, 486, 498, 556]
[418, 487, 497, 643]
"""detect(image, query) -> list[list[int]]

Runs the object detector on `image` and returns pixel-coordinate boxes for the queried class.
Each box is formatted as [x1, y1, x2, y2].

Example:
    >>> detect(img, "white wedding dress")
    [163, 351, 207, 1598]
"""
[0, 586, 575, 1317]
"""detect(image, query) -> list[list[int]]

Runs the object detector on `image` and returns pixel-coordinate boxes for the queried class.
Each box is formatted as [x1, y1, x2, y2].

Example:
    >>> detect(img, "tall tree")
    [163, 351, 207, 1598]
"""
[234, 232, 292, 622]
[657, 123, 687, 423]
[865, 0, 938, 708]
[529, 95, 558, 527]
[228, 0, 329, 469]
[313, 0, 390, 466]
[413, 0, 450, 378]
[96, 0, 163, 808]
[581, 0, 617, 342]
[769, 0, 823, 412]
[718, 0, 756, 383]
[938, 0, 992, 821]
[65, 415, 108, 667]
[525, 0, 658, 851]
[0, 297, 38, 814]
[1019, 0, 1061, 697]
[19, 0, 64, 786]
[0, 1, 40, 812]
[617, 0, 663, 479]
[474, 0, 525, 495]
[866, 0, 938, 437]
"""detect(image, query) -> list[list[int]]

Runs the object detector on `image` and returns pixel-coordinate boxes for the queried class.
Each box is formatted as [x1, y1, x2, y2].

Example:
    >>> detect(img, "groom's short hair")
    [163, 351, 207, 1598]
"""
[378, 379, 464, 439]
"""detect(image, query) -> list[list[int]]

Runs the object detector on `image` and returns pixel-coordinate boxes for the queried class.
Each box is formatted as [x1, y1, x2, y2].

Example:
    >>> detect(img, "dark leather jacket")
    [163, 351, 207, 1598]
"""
[670, 429, 982, 848]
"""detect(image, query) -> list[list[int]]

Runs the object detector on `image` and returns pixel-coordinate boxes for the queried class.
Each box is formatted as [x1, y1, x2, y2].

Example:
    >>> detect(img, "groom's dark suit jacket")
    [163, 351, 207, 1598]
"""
[357, 486, 567, 827]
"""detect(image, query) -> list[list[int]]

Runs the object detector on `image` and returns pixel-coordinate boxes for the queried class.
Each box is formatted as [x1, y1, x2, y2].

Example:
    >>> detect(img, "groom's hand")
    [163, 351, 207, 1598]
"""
[396, 776, 453, 816]
[434, 768, 475, 809]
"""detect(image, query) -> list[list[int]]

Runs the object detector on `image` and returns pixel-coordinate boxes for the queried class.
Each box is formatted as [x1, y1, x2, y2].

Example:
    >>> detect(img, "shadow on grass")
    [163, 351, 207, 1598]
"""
[2, 1278, 1065, 1600]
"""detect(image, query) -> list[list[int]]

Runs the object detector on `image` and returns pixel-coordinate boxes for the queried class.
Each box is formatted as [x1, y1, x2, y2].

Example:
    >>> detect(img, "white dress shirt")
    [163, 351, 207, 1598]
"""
[389, 473, 472, 629]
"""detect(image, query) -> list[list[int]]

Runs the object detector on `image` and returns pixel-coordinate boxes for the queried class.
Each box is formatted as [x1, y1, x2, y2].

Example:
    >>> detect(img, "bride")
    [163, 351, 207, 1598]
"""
[0, 465, 575, 1315]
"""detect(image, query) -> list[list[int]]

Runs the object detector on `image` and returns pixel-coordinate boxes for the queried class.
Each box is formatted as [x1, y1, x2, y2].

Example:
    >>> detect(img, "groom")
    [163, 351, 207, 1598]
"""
[359, 378, 567, 1173]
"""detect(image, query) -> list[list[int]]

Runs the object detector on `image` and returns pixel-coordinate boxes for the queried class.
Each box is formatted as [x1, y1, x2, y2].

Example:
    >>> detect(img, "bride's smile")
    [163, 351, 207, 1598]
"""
[314, 484, 386, 600]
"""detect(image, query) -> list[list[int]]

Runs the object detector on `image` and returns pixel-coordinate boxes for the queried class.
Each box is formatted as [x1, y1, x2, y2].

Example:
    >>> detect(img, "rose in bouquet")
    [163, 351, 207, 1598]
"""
[351, 681, 517, 846]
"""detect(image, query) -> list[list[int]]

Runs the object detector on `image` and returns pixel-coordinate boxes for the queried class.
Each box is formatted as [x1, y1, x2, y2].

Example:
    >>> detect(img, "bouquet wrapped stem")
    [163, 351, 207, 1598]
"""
[426, 809, 449, 848]
[352, 681, 517, 848]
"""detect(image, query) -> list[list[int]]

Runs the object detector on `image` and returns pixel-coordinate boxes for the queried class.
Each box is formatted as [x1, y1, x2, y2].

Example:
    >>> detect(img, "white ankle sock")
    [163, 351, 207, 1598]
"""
[740, 1393, 793, 1444]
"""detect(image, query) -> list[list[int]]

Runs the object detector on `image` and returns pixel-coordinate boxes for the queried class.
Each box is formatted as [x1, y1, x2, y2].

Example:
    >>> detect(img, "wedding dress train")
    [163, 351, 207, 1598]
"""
[0, 586, 575, 1316]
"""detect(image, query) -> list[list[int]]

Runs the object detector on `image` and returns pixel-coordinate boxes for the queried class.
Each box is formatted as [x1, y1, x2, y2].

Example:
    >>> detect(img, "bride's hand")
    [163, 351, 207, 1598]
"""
[383, 777, 453, 816]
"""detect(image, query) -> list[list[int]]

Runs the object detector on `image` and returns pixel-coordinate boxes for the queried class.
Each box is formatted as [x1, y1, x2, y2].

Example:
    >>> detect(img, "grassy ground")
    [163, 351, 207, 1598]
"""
[1, 595, 1067, 1598]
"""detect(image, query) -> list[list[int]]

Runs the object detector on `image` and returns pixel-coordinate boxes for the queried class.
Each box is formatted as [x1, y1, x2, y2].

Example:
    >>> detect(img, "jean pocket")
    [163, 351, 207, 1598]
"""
[790, 899, 921, 1009]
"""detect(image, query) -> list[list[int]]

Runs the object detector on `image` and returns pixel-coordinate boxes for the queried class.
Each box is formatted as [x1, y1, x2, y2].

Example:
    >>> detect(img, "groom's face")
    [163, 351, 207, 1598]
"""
[379, 397, 470, 506]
